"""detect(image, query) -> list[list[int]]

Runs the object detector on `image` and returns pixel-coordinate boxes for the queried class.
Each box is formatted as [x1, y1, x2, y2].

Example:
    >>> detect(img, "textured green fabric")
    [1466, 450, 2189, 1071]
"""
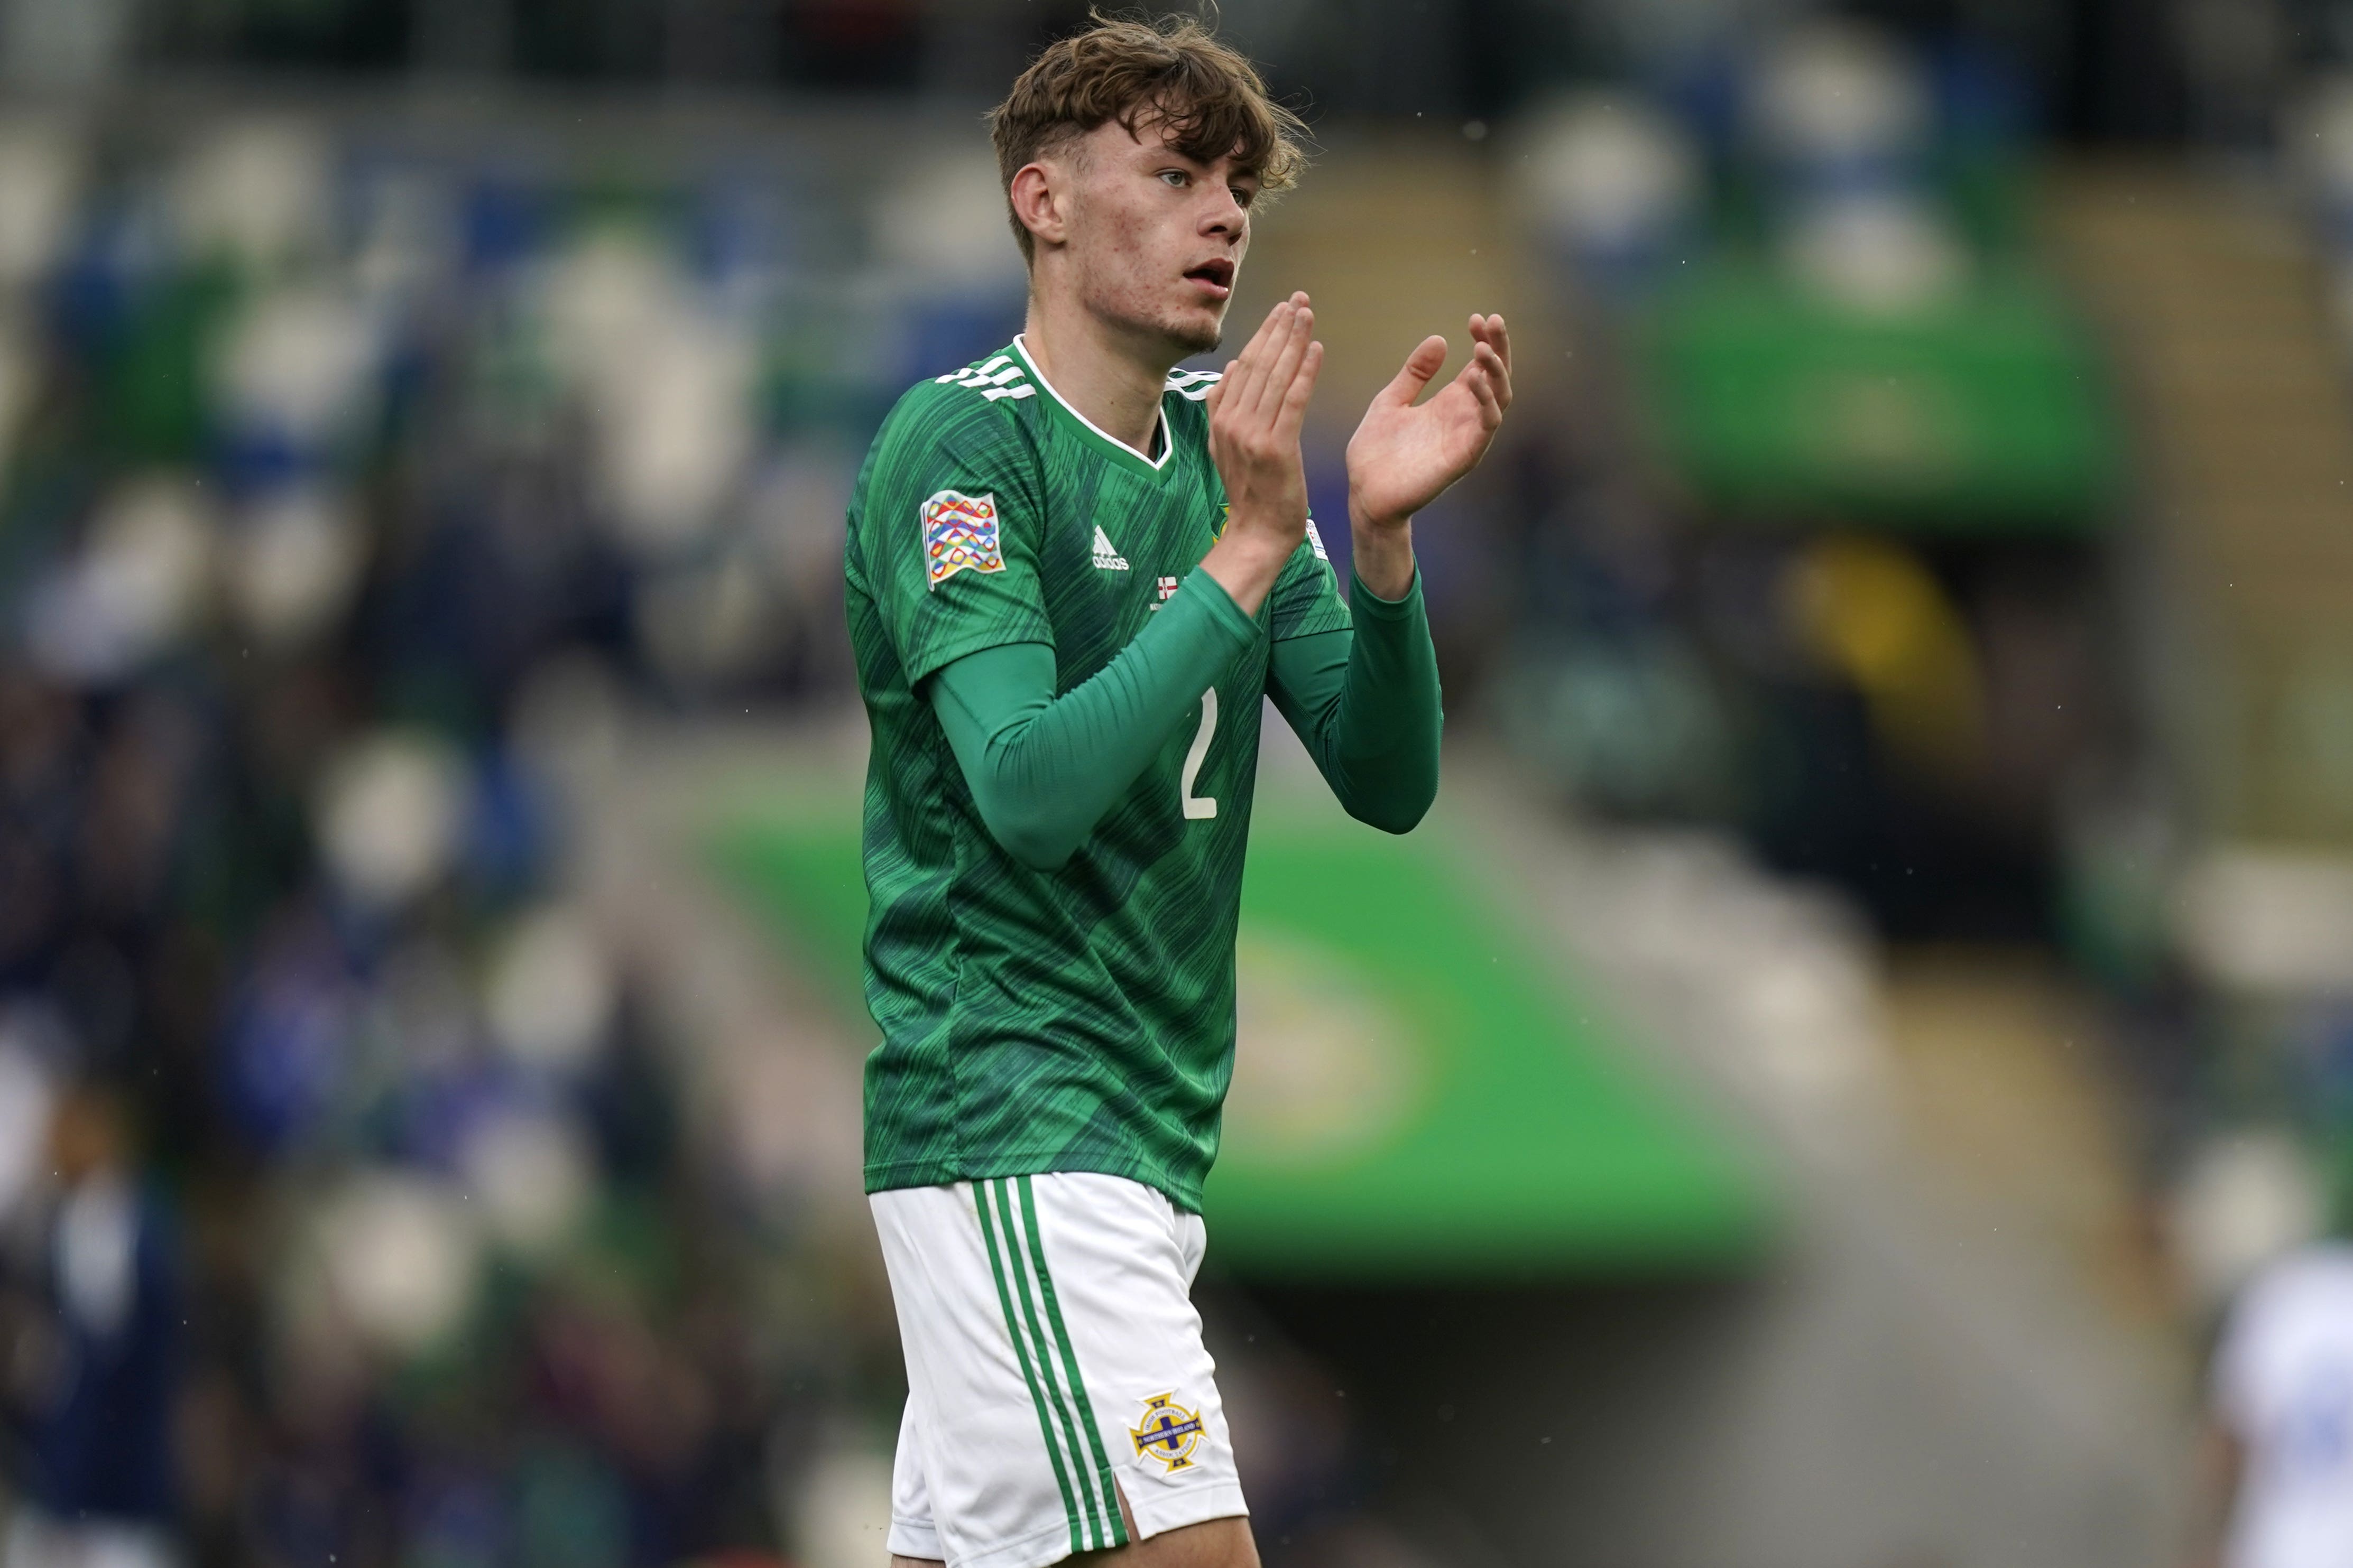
[933, 572, 1441, 870]
[926, 570, 1260, 872]
[1266, 572, 1443, 833]
[844, 338, 1354, 1209]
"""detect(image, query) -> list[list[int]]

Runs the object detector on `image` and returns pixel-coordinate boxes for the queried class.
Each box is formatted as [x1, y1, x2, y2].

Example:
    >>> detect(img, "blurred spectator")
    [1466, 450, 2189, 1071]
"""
[2197, 1152, 2353, 1568]
[3, 1080, 181, 1568]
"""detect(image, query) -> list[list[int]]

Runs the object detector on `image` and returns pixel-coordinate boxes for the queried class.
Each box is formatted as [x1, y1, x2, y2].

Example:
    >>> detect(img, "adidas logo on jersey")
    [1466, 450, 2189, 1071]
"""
[1091, 526, 1129, 571]
[935, 355, 1037, 402]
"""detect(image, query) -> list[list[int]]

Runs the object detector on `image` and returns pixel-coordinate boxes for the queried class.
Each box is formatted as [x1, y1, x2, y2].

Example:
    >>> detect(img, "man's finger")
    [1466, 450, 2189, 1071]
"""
[1243, 304, 1302, 419]
[1274, 339, 1323, 442]
[1470, 341, 1509, 402]
[1468, 314, 1511, 366]
[1253, 305, 1314, 421]
[1223, 301, 1289, 421]
[1233, 298, 1289, 411]
[1230, 303, 1288, 406]
[1235, 301, 1288, 377]
[1376, 335, 1450, 410]
[1482, 313, 1512, 375]
[1448, 340, 1503, 398]
[1250, 298, 1295, 351]
[1469, 316, 1513, 414]
[1468, 362, 1502, 429]
[1484, 343, 1514, 411]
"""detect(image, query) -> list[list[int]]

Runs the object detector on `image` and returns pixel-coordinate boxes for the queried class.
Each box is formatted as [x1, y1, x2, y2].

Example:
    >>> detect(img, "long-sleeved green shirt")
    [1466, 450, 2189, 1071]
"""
[850, 342, 1437, 1208]
[928, 566, 1442, 871]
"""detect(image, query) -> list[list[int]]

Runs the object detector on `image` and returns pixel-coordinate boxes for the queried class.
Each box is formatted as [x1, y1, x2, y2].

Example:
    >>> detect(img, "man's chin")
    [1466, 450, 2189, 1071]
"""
[1172, 320, 1224, 356]
[1089, 299, 1225, 360]
[1150, 301, 1225, 357]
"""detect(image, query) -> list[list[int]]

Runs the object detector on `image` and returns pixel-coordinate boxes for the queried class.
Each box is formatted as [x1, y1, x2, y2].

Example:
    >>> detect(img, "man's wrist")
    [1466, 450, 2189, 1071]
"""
[1198, 523, 1297, 617]
[1213, 521, 1300, 572]
[1348, 505, 1416, 601]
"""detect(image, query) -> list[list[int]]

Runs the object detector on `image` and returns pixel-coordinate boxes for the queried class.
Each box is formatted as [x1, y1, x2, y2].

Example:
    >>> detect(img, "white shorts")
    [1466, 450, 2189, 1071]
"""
[870, 1172, 1247, 1568]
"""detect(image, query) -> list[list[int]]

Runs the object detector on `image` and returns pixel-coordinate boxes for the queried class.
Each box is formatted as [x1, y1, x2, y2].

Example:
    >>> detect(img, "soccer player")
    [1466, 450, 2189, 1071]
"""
[843, 16, 1511, 1567]
[2195, 1202, 2353, 1568]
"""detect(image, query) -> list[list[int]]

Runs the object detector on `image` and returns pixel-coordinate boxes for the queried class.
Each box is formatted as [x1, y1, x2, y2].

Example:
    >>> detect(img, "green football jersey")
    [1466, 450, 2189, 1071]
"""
[845, 336, 1351, 1211]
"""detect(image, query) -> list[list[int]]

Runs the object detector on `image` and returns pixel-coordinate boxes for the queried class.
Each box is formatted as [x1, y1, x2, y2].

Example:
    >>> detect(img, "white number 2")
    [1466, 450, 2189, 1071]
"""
[1181, 688, 1219, 820]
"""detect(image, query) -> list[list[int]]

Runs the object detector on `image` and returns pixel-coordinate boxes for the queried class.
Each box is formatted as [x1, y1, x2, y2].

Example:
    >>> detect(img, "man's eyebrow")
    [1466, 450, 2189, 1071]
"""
[1140, 135, 1262, 189]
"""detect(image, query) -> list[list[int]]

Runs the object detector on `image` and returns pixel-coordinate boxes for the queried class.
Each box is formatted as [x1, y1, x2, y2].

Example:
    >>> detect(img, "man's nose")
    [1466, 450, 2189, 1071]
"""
[1202, 188, 1245, 236]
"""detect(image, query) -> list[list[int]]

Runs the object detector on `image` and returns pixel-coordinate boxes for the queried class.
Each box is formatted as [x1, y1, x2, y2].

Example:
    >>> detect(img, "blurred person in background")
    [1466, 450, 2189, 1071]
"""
[2195, 1146, 2353, 1568]
[845, 14, 1508, 1568]
[3, 1078, 181, 1568]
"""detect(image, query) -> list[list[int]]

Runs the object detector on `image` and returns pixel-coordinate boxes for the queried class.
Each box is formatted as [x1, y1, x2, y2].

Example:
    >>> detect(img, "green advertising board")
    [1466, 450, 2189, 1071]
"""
[1641, 267, 2121, 530]
[715, 790, 1767, 1280]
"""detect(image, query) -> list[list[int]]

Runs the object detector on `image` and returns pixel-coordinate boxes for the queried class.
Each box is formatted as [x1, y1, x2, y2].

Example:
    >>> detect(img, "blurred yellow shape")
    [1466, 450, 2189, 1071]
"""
[1786, 534, 1985, 776]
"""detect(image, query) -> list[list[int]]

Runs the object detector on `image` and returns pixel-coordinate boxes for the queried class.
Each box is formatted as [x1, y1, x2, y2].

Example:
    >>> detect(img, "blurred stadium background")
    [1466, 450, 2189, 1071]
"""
[2, 1, 2352, 1564]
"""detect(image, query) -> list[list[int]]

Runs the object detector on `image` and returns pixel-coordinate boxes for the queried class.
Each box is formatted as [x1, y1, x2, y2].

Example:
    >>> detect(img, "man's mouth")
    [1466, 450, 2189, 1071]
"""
[1184, 259, 1234, 300]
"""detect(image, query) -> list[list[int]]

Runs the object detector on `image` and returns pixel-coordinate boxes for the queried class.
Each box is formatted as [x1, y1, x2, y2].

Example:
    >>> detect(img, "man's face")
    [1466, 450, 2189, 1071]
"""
[1048, 115, 1255, 355]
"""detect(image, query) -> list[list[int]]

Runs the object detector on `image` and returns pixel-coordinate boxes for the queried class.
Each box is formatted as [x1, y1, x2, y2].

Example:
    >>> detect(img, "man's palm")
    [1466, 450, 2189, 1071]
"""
[1346, 317, 1512, 527]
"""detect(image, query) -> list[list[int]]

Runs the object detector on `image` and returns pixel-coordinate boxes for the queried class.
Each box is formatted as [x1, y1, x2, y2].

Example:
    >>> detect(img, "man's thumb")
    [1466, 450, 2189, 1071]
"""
[1377, 336, 1449, 407]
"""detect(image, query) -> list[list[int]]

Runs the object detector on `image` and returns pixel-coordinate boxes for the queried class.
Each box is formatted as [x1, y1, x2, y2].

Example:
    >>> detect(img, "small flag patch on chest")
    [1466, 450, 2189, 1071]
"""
[921, 489, 1004, 589]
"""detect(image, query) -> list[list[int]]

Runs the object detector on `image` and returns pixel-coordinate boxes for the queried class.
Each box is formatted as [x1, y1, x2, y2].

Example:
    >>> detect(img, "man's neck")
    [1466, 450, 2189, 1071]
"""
[1020, 293, 1177, 458]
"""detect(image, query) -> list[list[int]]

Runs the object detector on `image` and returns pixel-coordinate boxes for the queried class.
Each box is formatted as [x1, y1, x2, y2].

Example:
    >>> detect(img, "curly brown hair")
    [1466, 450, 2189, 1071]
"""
[989, 12, 1308, 264]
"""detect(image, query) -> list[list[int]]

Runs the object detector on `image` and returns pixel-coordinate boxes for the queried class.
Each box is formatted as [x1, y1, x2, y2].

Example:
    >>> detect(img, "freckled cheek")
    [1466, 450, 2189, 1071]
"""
[1103, 232, 1162, 303]
[1081, 239, 1153, 316]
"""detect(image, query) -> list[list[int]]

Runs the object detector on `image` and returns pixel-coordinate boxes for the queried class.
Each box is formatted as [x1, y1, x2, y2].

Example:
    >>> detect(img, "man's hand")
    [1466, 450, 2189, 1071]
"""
[1199, 293, 1321, 617]
[1345, 314, 1512, 598]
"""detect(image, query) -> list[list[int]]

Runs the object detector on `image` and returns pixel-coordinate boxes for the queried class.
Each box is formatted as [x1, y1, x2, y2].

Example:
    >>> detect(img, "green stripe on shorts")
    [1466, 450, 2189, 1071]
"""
[974, 1179, 1084, 1553]
[1018, 1175, 1131, 1549]
[992, 1178, 1116, 1551]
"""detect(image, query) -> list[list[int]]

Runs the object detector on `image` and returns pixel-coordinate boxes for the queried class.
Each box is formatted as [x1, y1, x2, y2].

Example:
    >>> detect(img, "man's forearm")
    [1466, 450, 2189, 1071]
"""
[1197, 525, 1296, 617]
[1348, 503, 1416, 600]
[927, 568, 1259, 871]
[1267, 571, 1442, 832]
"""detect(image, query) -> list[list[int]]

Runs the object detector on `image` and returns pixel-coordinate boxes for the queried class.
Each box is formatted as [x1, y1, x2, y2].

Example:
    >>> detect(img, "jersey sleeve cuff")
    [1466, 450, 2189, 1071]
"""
[1182, 565, 1267, 649]
[1348, 565, 1423, 618]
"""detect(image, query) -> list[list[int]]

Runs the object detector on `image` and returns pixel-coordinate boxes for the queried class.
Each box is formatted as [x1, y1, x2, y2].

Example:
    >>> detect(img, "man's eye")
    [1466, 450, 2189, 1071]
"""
[1159, 170, 1188, 188]
[1231, 187, 1256, 208]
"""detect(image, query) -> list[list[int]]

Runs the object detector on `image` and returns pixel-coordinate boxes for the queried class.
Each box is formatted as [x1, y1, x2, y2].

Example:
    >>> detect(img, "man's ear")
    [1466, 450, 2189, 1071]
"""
[1009, 161, 1069, 253]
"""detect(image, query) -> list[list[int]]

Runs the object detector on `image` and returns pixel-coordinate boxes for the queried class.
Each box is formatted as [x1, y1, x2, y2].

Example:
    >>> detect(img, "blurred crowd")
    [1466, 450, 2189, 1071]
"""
[0, 104, 1031, 1567]
[1493, 22, 2120, 944]
[1495, 21, 2353, 1451]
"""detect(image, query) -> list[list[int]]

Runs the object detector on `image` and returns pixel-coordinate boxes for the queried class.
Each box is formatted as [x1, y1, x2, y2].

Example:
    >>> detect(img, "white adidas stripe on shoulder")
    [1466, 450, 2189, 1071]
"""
[934, 355, 1035, 400]
[1165, 367, 1221, 402]
[935, 355, 1012, 385]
